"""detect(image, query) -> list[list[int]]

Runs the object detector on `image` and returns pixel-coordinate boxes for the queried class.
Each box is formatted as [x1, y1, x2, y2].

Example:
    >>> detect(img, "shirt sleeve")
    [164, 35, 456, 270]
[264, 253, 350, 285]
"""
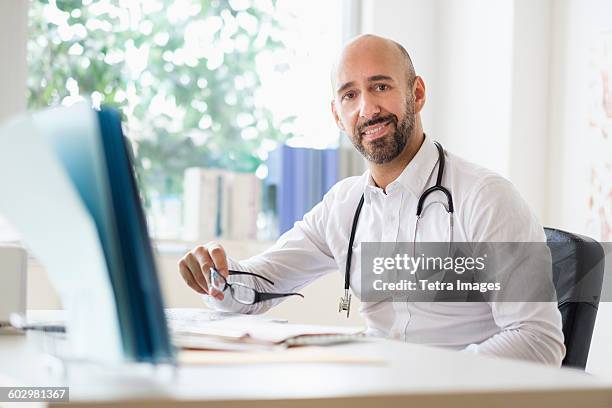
[461, 178, 566, 366]
[205, 185, 339, 314]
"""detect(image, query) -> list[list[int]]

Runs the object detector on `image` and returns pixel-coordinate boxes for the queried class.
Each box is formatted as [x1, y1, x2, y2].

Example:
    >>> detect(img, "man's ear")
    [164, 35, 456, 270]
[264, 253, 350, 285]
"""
[330, 99, 345, 131]
[412, 76, 426, 113]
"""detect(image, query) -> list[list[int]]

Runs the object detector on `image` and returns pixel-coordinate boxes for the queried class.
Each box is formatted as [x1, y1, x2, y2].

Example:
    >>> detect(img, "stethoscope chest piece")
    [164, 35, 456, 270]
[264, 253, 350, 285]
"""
[339, 289, 352, 317]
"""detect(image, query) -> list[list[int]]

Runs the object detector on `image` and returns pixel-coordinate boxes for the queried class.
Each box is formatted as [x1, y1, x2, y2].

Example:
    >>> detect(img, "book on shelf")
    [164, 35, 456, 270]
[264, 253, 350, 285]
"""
[183, 168, 261, 242]
[267, 146, 339, 235]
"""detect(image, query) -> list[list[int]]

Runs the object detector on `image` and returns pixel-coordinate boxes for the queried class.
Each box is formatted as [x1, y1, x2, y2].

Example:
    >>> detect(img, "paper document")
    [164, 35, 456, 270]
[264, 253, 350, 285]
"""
[166, 308, 287, 327]
[166, 308, 293, 350]
[166, 308, 366, 351]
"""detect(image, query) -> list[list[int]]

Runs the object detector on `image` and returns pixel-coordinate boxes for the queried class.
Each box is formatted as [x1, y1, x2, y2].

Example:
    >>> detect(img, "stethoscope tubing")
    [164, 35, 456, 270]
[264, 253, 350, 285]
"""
[343, 141, 454, 293]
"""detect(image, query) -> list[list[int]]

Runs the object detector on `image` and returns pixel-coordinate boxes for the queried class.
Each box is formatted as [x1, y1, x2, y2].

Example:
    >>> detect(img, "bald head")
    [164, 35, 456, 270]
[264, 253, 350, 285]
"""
[332, 34, 416, 94]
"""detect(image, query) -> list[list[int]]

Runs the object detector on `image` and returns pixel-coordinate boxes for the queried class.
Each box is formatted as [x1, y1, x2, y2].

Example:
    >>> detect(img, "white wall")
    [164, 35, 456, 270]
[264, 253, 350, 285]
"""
[509, 0, 551, 218]
[435, 0, 514, 179]
[0, 1, 29, 240]
[546, 0, 612, 236]
[0, 1, 28, 124]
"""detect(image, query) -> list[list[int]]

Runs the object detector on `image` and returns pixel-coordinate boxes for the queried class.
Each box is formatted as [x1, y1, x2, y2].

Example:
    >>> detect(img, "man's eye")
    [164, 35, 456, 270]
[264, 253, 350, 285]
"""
[375, 84, 389, 91]
[342, 91, 355, 101]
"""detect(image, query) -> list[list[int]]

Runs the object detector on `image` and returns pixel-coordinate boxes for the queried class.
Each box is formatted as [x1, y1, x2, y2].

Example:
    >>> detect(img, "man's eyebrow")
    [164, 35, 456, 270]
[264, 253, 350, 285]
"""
[368, 75, 394, 83]
[336, 81, 355, 95]
[336, 75, 395, 95]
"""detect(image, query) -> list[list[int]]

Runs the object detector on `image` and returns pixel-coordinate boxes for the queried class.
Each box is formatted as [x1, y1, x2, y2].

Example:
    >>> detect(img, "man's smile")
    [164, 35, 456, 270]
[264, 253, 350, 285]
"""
[361, 120, 392, 142]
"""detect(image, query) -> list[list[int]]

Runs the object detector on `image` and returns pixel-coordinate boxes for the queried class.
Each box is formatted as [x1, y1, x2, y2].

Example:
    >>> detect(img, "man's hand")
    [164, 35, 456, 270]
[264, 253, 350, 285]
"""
[178, 241, 228, 300]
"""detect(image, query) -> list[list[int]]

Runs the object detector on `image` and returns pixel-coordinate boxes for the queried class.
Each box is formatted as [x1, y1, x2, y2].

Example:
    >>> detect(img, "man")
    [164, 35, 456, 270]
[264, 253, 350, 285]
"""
[178, 34, 565, 365]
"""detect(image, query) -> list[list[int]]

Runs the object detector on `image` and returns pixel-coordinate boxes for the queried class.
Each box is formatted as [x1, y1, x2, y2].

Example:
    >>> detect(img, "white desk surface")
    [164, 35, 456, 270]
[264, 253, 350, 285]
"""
[0, 311, 611, 408]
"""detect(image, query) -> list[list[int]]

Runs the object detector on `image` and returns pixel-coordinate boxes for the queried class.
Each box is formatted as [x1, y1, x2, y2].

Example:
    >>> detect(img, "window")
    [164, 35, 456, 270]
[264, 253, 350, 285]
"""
[27, 0, 343, 242]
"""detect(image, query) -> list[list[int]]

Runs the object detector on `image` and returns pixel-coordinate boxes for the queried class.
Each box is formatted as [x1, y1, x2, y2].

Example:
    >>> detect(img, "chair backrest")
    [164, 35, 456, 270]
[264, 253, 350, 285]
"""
[545, 227, 605, 369]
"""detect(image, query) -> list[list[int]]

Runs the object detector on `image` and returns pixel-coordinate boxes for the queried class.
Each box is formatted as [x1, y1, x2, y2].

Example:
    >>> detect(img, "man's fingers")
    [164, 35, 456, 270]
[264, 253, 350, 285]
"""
[193, 247, 218, 297]
[207, 242, 229, 277]
[178, 258, 207, 295]
[178, 243, 228, 301]
[185, 252, 209, 294]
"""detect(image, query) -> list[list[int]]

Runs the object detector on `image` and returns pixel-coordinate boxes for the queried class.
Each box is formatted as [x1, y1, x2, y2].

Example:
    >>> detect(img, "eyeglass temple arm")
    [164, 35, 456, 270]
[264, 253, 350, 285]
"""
[255, 292, 304, 302]
[228, 269, 275, 286]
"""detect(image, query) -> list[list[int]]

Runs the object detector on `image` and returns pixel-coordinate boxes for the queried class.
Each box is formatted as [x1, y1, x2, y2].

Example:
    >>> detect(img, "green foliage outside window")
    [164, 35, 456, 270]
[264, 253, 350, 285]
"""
[27, 0, 294, 207]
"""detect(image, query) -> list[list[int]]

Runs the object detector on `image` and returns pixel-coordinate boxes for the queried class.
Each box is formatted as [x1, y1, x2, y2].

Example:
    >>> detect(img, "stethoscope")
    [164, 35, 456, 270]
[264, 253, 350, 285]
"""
[339, 141, 454, 317]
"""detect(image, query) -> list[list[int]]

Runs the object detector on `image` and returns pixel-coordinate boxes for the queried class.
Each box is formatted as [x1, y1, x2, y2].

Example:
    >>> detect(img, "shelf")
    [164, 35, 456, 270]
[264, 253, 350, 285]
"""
[153, 238, 275, 256]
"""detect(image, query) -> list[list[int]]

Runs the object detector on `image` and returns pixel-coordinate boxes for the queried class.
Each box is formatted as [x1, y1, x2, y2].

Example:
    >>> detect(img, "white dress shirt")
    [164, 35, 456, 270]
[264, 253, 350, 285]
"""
[205, 135, 566, 365]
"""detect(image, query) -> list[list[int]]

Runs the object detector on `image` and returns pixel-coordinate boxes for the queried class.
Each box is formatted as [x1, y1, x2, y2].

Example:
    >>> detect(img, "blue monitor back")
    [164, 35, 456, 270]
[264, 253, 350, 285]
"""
[97, 108, 174, 363]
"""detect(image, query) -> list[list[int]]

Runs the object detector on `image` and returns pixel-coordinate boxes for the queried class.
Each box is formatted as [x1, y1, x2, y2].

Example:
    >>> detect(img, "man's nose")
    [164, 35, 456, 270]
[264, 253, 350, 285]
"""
[359, 93, 381, 119]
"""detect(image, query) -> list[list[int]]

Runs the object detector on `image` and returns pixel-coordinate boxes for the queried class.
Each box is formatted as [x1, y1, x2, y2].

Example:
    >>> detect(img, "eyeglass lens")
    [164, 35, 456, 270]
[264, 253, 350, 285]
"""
[230, 283, 257, 304]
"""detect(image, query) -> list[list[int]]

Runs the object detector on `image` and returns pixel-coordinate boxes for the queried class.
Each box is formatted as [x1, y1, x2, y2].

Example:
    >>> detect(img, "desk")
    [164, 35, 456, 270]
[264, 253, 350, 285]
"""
[0, 312, 611, 408]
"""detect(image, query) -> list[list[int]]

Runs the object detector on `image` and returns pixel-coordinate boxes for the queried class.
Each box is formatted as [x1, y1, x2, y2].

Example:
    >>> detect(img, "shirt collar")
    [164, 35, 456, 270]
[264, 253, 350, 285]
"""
[362, 134, 440, 200]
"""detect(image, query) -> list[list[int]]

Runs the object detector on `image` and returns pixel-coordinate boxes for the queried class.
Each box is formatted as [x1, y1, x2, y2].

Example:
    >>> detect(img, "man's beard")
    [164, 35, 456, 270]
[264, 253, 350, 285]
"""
[350, 99, 415, 165]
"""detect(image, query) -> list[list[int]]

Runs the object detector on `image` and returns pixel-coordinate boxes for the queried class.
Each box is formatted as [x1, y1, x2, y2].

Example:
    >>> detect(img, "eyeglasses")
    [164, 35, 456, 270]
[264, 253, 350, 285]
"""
[210, 268, 304, 305]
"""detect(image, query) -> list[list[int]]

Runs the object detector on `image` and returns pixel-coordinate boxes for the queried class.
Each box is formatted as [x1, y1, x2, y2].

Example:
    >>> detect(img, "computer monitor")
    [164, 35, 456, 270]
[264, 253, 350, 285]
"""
[0, 102, 174, 364]
[96, 107, 174, 363]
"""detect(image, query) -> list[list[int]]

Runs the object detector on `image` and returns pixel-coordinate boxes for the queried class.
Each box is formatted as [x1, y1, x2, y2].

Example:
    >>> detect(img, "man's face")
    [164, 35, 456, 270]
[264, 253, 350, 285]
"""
[332, 42, 415, 164]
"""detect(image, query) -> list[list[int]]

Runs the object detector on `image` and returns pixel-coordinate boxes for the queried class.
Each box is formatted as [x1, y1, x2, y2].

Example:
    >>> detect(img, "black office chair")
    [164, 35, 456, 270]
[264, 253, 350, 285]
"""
[545, 227, 605, 370]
